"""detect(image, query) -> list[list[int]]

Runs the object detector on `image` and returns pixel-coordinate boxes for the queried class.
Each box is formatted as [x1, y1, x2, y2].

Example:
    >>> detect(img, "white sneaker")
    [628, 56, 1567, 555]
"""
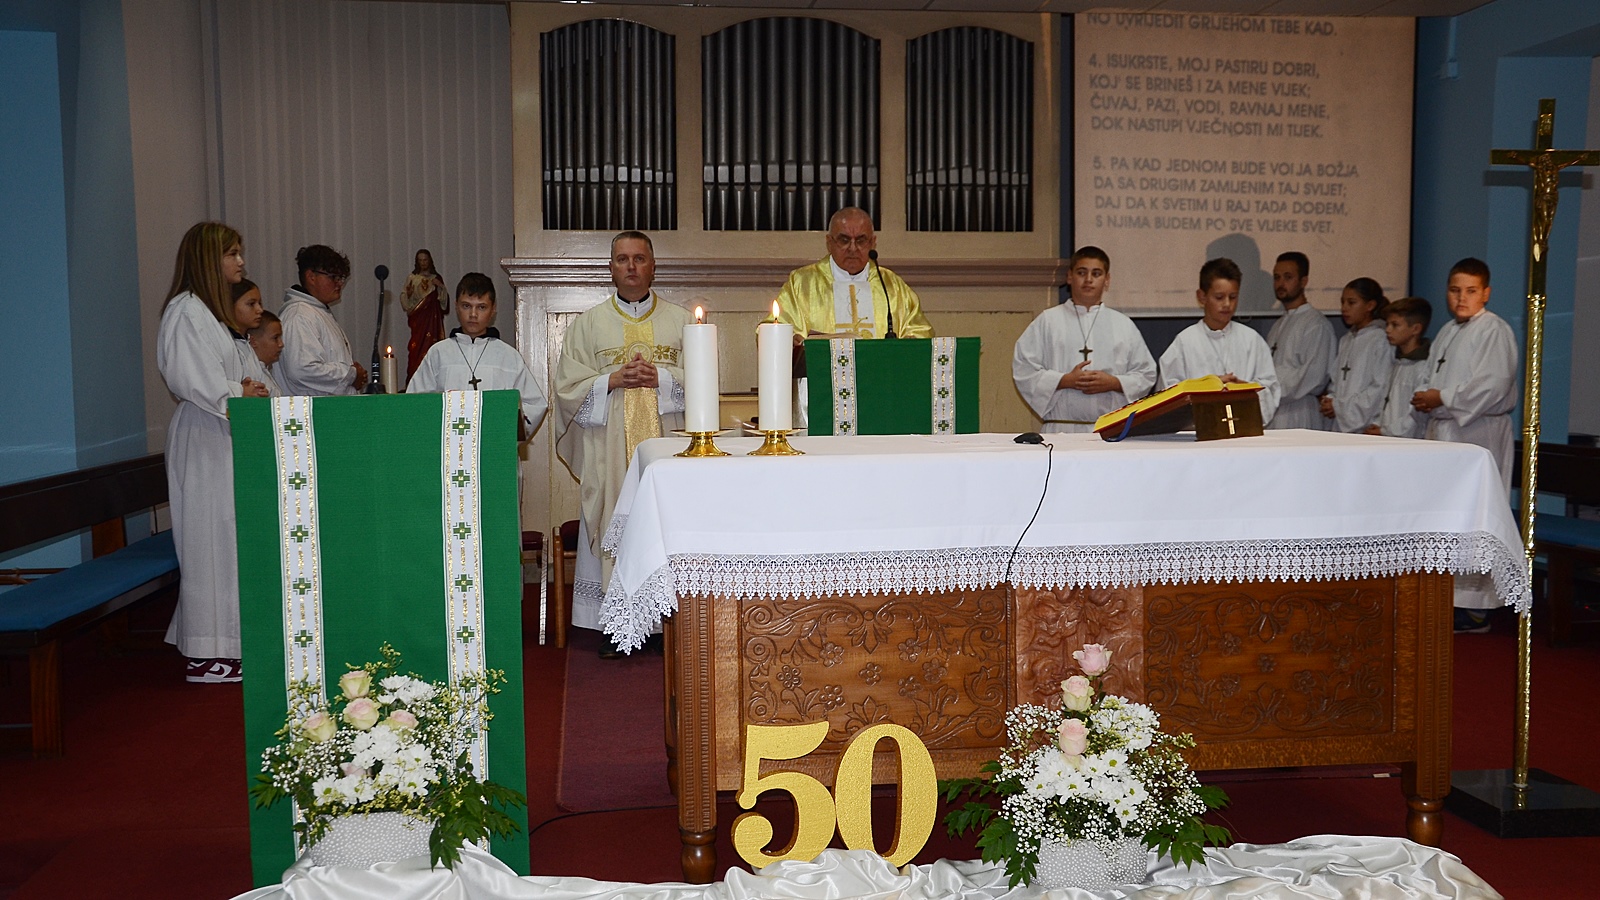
[186, 657, 243, 683]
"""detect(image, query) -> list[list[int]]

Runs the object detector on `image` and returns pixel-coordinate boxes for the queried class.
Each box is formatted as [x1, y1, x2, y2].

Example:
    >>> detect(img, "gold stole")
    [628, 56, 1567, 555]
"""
[614, 297, 662, 463]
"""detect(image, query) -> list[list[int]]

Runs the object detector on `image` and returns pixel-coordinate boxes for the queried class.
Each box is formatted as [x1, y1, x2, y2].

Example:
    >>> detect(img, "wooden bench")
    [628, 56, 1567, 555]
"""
[1515, 442, 1600, 645]
[0, 455, 178, 755]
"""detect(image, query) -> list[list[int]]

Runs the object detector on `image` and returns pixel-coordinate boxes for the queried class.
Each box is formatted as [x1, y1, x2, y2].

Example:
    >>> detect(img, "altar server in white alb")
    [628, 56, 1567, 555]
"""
[232, 280, 280, 396]
[1013, 246, 1156, 432]
[408, 272, 549, 434]
[1413, 258, 1519, 490]
[276, 244, 366, 396]
[554, 231, 688, 656]
[1365, 296, 1432, 439]
[1264, 251, 1335, 430]
[1321, 278, 1393, 433]
[1412, 258, 1519, 631]
[156, 222, 270, 684]
[1159, 257, 1281, 422]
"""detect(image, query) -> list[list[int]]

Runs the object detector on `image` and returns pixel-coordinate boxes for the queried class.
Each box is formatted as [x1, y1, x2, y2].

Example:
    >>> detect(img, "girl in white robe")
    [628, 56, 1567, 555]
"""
[156, 222, 269, 683]
[1322, 278, 1393, 433]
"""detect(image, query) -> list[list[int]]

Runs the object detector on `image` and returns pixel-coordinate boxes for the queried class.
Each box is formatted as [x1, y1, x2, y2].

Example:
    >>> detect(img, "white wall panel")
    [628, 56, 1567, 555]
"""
[210, 0, 513, 377]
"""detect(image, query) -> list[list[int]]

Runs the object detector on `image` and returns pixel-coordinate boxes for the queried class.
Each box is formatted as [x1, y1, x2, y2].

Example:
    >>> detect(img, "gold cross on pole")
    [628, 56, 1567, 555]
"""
[1488, 98, 1599, 793]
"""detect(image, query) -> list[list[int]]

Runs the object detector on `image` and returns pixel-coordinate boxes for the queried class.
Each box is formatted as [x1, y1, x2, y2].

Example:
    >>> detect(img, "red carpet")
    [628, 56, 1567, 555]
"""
[4, 596, 1600, 897]
[555, 629, 677, 812]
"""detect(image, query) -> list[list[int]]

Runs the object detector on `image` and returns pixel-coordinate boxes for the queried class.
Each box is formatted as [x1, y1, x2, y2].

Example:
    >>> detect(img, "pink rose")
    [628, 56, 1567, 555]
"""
[341, 762, 368, 778]
[301, 711, 336, 742]
[1073, 643, 1112, 677]
[342, 697, 381, 730]
[382, 709, 418, 731]
[1058, 718, 1089, 756]
[339, 670, 372, 700]
[1060, 675, 1094, 712]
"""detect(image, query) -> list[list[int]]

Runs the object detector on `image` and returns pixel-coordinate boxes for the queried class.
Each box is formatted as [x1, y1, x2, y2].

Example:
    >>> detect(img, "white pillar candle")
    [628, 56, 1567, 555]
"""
[683, 309, 720, 432]
[756, 304, 793, 431]
[382, 347, 398, 394]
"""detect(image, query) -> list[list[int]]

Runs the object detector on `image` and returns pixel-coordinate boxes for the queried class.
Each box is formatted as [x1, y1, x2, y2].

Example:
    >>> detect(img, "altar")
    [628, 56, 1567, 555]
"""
[599, 431, 1528, 883]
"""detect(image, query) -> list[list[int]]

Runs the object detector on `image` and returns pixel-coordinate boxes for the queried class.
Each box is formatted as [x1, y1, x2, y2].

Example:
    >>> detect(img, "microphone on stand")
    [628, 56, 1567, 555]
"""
[868, 249, 896, 339]
[367, 264, 390, 394]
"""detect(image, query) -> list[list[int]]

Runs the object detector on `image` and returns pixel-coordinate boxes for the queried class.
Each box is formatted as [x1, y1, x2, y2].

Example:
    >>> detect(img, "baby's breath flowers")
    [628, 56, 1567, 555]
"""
[940, 644, 1230, 888]
[249, 644, 525, 869]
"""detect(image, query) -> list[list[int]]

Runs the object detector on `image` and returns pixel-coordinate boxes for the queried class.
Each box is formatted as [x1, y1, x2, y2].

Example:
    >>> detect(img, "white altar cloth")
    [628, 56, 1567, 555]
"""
[230, 839, 1500, 900]
[598, 431, 1528, 651]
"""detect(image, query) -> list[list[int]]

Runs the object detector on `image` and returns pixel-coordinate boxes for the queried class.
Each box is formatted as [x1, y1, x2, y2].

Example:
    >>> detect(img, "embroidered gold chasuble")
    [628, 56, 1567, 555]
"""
[775, 257, 933, 339]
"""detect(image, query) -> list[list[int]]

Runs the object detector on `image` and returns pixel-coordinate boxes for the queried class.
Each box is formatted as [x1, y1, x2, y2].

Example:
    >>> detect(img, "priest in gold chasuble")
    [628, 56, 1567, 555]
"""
[776, 207, 932, 340]
[554, 232, 688, 645]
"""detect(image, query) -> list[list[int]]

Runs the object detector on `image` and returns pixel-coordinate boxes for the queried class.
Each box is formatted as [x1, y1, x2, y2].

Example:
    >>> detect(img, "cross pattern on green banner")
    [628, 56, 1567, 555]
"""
[231, 392, 529, 885]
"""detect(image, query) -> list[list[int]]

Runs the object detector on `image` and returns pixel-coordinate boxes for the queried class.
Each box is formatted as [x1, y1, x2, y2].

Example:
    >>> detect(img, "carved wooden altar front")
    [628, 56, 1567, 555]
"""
[663, 572, 1452, 882]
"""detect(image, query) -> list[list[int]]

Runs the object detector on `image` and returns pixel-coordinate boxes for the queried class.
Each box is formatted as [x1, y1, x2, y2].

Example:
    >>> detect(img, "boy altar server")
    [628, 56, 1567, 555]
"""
[1159, 257, 1281, 423]
[1364, 296, 1432, 439]
[1264, 251, 1335, 430]
[408, 272, 549, 434]
[1411, 258, 1518, 632]
[1411, 258, 1518, 492]
[1012, 246, 1156, 433]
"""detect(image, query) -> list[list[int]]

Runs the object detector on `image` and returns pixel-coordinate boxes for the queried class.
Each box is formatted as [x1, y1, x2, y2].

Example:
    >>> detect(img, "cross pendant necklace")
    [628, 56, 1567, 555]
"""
[1074, 305, 1100, 365]
[456, 338, 489, 390]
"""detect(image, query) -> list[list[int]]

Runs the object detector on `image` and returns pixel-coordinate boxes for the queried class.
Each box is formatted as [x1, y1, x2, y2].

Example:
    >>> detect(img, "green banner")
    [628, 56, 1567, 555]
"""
[806, 336, 981, 435]
[233, 392, 528, 884]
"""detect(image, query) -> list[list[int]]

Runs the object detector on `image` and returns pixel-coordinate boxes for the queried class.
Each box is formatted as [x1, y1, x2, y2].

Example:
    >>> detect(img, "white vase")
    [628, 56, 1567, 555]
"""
[1033, 836, 1149, 890]
[307, 812, 433, 868]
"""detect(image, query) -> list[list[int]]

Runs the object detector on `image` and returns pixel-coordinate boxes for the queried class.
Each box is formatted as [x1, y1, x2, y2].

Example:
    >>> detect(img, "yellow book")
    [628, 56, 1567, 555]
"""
[1094, 376, 1264, 440]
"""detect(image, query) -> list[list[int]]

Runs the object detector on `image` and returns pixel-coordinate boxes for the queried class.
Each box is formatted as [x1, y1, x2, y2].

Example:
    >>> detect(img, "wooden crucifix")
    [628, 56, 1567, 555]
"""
[1489, 98, 1599, 792]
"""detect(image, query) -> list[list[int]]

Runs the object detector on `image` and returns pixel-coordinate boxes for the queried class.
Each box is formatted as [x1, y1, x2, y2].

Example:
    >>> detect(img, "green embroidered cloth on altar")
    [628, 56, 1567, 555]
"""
[804, 336, 980, 436]
[232, 392, 529, 884]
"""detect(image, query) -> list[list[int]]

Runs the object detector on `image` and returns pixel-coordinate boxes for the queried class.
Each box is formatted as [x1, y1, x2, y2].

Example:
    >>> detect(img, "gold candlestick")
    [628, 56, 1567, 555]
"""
[674, 431, 730, 458]
[747, 430, 803, 456]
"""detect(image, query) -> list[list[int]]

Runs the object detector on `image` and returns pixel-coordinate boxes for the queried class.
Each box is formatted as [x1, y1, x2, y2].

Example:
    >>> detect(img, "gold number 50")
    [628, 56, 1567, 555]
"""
[731, 721, 936, 868]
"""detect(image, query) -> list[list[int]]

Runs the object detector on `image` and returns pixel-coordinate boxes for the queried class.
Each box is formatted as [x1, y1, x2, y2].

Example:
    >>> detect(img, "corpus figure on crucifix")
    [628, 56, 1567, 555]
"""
[1012, 246, 1156, 433]
[407, 272, 549, 432]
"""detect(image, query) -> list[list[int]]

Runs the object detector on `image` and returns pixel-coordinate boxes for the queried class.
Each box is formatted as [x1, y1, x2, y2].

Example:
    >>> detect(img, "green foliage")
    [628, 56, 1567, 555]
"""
[250, 645, 526, 869]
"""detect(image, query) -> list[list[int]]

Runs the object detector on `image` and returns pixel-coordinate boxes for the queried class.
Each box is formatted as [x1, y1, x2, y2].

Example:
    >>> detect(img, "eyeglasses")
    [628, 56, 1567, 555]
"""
[315, 270, 349, 286]
[829, 234, 873, 250]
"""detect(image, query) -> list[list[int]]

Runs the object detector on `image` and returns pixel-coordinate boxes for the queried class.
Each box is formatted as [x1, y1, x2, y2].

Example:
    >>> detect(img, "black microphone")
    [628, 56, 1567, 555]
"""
[368, 264, 391, 393]
[867, 249, 896, 339]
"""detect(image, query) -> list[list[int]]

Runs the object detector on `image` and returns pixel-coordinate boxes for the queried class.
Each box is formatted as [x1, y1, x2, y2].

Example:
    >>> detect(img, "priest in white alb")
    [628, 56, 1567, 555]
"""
[1264, 251, 1335, 430]
[554, 231, 688, 656]
[275, 244, 366, 396]
[1013, 246, 1156, 433]
[1159, 257, 1281, 423]
[407, 272, 548, 433]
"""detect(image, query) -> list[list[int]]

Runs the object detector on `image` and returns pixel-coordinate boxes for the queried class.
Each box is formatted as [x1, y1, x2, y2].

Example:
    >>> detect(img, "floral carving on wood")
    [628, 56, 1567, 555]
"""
[1144, 581, 1393, 739]
[741, 588, 1009, 751]
[1013, 585, 1144, 705]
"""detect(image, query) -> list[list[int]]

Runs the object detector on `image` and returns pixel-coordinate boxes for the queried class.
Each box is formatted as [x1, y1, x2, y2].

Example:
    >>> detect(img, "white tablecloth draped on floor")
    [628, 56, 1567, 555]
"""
[230, 838, 1501, 900]
[598, 431, 1528, 651]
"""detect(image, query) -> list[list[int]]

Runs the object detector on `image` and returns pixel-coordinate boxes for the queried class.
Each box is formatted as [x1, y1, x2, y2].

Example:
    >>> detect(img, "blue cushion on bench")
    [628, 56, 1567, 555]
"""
[1536, 513, 1600, 552]
[0, 531, 178, 633]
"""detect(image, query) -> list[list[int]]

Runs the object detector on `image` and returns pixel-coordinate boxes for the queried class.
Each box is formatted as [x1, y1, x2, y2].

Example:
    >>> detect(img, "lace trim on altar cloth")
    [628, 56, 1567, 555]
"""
[599, 531, 1531, 651]
[601, 514, 629, 557]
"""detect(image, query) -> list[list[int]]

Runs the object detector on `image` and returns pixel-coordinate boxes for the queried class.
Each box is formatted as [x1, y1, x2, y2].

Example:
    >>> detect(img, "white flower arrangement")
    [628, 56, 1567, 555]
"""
[941, 643, 1230, 887]
[249, 645, 525, 868]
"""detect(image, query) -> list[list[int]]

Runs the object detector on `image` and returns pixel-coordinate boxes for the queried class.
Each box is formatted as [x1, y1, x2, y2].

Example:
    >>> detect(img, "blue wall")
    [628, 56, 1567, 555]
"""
[0, 1, 146, 571]
[1414, 1, 1600, 443]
